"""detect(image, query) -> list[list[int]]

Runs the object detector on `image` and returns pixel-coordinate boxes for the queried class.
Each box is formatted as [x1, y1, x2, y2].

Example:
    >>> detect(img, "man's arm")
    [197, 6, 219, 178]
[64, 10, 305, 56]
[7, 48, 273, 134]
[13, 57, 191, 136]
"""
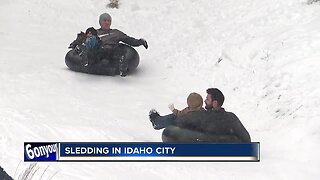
[118, 30, 148, 49]
[228, 113, 251, 142]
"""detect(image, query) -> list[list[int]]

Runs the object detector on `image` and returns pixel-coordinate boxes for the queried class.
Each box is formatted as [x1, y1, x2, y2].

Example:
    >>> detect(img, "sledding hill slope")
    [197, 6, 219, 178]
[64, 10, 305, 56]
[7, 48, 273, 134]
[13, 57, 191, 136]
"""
[0, 0, 320, 179]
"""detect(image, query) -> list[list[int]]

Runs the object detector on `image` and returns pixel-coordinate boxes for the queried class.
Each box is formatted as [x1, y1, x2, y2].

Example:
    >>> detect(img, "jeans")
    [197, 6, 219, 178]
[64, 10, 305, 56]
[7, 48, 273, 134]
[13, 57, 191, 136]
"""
[85, 36, 99, 49]
[153, 114, 176, 130]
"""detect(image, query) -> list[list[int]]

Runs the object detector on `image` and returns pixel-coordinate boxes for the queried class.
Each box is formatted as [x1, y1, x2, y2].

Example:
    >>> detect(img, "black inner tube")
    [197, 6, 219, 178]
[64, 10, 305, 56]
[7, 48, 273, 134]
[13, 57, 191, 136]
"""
[65, 44, 140, 76]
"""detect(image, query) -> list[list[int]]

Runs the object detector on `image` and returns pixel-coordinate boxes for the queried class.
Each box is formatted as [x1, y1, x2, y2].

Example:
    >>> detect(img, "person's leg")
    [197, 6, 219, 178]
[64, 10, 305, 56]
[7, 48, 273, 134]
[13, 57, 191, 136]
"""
[99, 58, 117, 75]
[152, 114, 176, 130]
[112, 46, 128, 77]
[86, 48, 97, 66]
[149, 109, 176, 130]
[119, 55, 128, 77]
[85, 47, 111, 73]
[97, 48, 113, 63]
[83, 36, 101, 66]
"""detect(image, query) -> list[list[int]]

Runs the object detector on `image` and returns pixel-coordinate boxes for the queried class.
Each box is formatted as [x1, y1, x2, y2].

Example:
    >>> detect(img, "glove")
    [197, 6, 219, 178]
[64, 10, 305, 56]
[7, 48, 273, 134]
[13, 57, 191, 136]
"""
[140, 39, 148, 49]
[68, 42, 76, 49]
[168, 104, 175, 112]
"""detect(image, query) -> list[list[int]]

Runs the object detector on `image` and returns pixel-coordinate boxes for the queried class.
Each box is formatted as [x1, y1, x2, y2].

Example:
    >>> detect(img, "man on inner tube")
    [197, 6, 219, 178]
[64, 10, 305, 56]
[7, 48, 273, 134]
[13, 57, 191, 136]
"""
[96, 13, 148, 77]
[149, 88, 251, 143]
[69, 13, 148, 77]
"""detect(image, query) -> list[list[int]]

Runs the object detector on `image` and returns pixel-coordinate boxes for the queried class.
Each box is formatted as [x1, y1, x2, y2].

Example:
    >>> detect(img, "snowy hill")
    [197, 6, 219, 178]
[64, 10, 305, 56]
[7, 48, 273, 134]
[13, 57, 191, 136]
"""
[1, 0, 320, 179]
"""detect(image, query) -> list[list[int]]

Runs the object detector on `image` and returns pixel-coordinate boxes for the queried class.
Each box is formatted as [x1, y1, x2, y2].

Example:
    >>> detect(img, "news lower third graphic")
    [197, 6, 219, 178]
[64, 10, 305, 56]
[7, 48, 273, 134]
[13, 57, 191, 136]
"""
[24, 142, 260, 162]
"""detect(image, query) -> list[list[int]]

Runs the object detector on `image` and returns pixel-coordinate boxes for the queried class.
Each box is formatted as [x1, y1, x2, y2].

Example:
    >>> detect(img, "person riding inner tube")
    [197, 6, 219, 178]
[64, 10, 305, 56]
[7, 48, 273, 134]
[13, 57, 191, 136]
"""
[65, 42, 140, 76]
[66, 13, 148, 77]
[149, 88, 251, 143]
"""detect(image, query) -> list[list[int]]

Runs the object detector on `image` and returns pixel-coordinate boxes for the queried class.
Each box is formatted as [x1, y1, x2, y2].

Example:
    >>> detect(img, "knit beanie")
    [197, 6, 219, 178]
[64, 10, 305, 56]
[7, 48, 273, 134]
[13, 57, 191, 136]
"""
[187, 92, 203, 110]
[99, 13, 112, 24]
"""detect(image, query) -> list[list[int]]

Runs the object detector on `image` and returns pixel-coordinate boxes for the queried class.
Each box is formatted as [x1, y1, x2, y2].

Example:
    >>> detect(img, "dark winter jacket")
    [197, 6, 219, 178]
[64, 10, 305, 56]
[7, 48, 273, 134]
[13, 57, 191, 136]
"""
[172, 108, 251, 142]
[204, 108, 251, 142]
[97, 28, 144, 49]
[173, 110, 209, 132]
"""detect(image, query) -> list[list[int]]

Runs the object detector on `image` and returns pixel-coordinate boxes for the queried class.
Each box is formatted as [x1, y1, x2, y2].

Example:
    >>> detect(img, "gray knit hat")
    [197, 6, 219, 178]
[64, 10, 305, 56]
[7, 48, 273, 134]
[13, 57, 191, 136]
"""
[99, 13, 112, 24]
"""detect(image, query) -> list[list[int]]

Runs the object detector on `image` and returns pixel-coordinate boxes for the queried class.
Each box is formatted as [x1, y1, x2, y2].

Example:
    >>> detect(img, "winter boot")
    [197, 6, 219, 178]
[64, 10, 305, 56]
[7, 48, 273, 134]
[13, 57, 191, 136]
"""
[119, 55, 128, 77]
[149, 109, 160, 123]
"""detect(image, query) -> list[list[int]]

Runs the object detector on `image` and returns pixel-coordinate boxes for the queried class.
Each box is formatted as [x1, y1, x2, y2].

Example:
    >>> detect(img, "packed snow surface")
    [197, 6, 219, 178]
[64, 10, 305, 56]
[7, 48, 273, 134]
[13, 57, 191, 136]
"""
[0, 0, 319, 179]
